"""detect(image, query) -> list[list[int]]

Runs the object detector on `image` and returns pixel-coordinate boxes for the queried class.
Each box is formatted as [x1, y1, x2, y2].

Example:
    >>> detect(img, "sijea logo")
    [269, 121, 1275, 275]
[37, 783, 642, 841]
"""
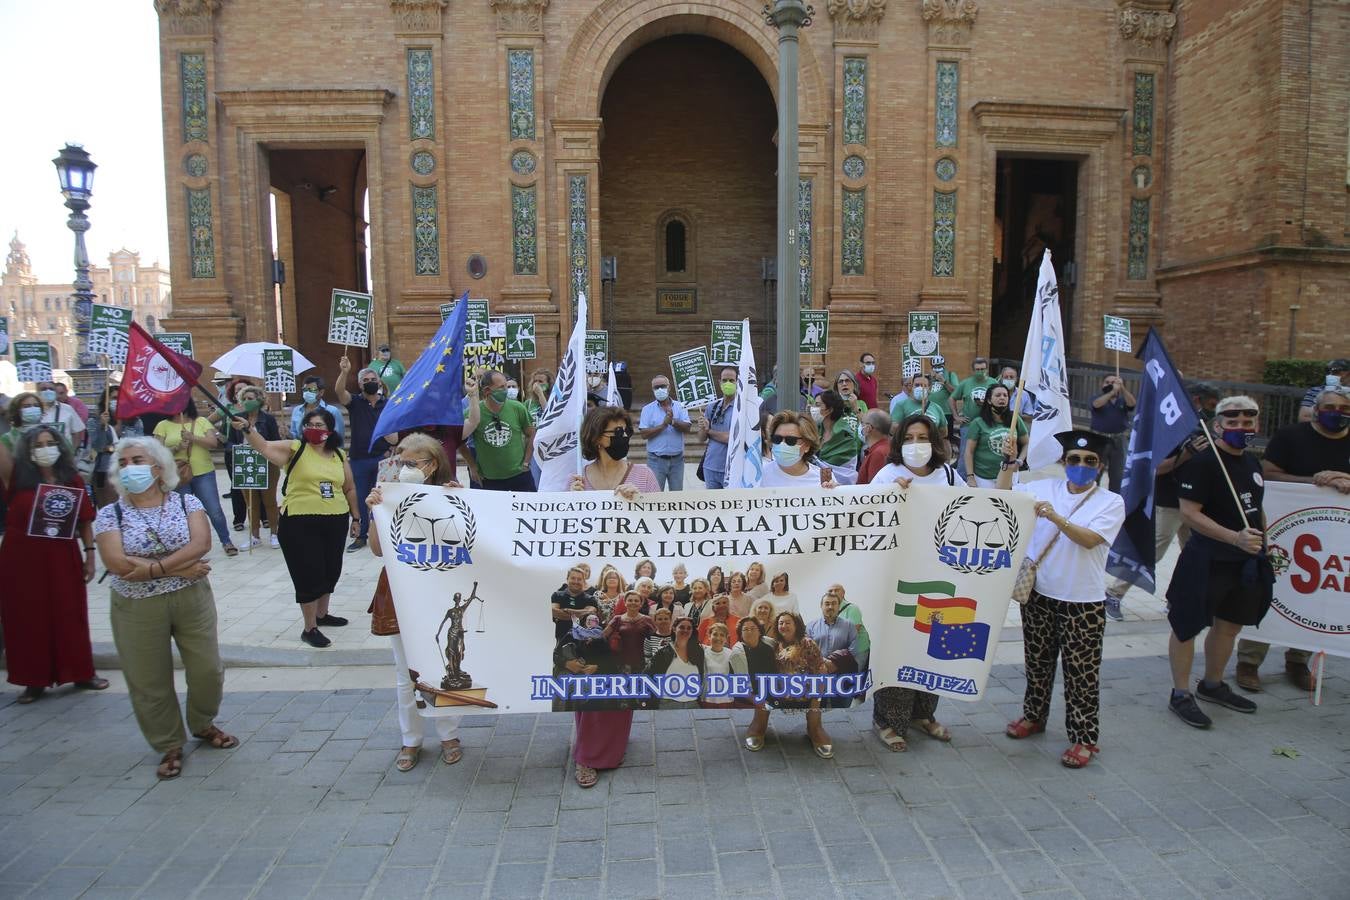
[933, 495, 1019, 575]
[391, 490, 477, 571]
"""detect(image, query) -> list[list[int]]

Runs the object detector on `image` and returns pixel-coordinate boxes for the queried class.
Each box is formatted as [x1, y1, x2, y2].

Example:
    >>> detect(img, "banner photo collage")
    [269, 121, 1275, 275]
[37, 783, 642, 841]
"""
[373, 483, 1037, 717]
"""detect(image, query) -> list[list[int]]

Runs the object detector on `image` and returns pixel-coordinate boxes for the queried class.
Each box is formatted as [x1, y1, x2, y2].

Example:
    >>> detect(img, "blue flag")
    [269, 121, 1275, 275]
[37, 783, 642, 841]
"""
[1105, 328, 1199, 593]
[369, 291, 469, 451]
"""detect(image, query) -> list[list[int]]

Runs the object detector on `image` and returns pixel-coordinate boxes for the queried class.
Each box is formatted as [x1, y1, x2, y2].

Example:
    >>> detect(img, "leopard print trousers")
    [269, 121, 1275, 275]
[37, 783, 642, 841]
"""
[872, 687, 939, 738]
[1021, 591, 1106, 746]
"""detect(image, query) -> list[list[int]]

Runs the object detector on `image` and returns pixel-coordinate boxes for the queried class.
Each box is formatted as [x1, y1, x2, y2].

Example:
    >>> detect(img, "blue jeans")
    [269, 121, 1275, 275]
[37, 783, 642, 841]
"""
[647, 454, 684, 491]
[183, 472, 232, 547]
[351, 456, 381, 538]
[703, 468, 726, 490]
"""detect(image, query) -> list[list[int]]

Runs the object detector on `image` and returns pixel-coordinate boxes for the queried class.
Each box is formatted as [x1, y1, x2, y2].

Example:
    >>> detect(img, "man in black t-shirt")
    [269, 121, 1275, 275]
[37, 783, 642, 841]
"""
[551, 566, 598, 644]
[1164, 396, 1272, 729]
[1235, 387, 1350, 690]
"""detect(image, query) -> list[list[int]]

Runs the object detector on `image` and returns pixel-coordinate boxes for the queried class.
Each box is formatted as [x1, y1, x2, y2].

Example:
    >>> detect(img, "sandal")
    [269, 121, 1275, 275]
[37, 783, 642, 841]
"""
[16, 687, 44, 705]
[1005, 717, 1046, 740]
[440, 739, 462, 766]
[574, 765, 598, 788]
[914, 719, 952, 742]
[876, 726, 908, 752]
[193, 725, 239, 749]
[743, 734, 764, 752]
[1061, 743, 1099, 769]
[395, 746, 420, 772]
[76, 677, 110, 691]
[224, 545, 239, 557]
[157, 748, 183, 780]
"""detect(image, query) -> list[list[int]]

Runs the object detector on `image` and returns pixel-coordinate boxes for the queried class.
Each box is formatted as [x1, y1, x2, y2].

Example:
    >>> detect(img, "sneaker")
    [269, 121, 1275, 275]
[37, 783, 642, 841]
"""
[1104, 594, 1124, 622]
[316, 614, 349, 627]
[270, 535, 280, 549]
[1195, 680, 1257, 713]
[301, 628, 331, 648]
[1169, 692, 1212, 728]
[346, 538, 367, 552]
[249, 537, 262, 549]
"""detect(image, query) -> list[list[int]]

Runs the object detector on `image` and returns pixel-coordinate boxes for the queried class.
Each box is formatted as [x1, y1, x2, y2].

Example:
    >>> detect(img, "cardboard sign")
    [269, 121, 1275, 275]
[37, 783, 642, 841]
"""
[27, 483, 83, 540]
[710, 320, 744, 367]
[157, 332, 195, 359]
[263, 348, 295, 394]
[231, 446, 271, 490]
[89, 303, 133, 365]
[585, 331, 609, 375]
[14, 340, 53, 382]
[1103, 315, 1133, 353]
[908, 311, 940, 357]
[669, 347, 716, 409]
[328, 289, 373, 347]
[800, 310, 829, 354]
[0, 315, 9, 356]
[505, 315, 537, 361]
[466, 300, 491, 346]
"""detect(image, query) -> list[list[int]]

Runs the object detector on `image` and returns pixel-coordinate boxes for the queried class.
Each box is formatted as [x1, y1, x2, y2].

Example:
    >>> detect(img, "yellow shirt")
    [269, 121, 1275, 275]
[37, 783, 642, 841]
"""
[280, 440, 350, 516]
[153, 417, 216, 478]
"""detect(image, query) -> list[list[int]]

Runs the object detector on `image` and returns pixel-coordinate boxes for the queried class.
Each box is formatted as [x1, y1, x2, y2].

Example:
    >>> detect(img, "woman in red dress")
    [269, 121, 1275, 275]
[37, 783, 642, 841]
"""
[0, 425, 109, 703]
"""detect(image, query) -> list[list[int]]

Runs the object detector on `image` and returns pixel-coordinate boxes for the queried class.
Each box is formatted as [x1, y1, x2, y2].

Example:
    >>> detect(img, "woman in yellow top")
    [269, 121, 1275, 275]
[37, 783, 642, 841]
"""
[154, 399, 237, 556]
[234, 407, 358, 648]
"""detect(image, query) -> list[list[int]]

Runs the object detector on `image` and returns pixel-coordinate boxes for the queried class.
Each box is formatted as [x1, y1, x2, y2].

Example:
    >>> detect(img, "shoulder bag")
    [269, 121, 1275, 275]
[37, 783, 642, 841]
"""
[1011, 485, 1097, 605]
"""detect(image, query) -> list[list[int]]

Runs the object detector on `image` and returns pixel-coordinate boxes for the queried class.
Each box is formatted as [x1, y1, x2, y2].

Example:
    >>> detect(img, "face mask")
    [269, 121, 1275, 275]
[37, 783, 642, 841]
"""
[302, 427, 329, 445]
[653, 387, 669, 402]
[506, 387, 519, 401]
[587, 376, 601, 388]
[912, 387, 927, 401]
[380, 351, 391, 360]
[38, 390, 56, 404]
[721, 381, 736, 397]
[20, 406, 41, 425]
[490, 389, 508, 404]
[119, 464, 156, 494]
[933, 366, 945, 377]
[901, 442, 933, 468]
[1219, 428, 1255, 450]
[810, 407, 824, 424]
[302, 391, 318, 404]
[772, 441, 802, 467]
[863, 363, 876, 375]
[604, 431, 631, 460]
[243, 399, 263, 413]
[361, 381, 380, 395]
[397, 464, 428, 484]
[1065, 465, 1098, 487]
[1327, 375, 1342, 387]
[108, 403, 117, 415]
[1001, 379, 1015, 390]
[31, 445, 61, 467]
[1316, 410, 1348, 432]
[974, 370, 987, 379]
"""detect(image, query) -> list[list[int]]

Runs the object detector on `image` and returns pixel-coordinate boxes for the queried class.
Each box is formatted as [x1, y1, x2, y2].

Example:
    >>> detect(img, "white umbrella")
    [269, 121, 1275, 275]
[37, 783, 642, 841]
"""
[209, 341, 318, 378]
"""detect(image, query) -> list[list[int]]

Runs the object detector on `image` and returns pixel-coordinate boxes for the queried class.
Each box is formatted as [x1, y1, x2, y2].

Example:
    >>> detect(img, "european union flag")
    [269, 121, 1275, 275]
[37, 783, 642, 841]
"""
[369, 290, 469, 451]
[927, 621, 991, 661]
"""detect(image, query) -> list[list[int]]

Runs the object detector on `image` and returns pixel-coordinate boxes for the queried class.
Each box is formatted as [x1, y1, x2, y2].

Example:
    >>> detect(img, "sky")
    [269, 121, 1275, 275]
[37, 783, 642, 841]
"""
[0, 0, 169, 281]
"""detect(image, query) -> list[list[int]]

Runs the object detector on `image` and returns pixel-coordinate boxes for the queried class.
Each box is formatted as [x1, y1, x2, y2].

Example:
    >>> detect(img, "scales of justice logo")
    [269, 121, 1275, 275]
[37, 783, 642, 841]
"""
[934, 495, 1020, 575]
[390, 490, 476, 570]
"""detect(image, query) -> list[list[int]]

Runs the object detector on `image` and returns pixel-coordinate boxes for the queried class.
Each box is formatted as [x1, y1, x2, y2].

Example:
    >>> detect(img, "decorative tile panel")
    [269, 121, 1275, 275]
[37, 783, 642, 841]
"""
[185, 154, 208, 178]
[932, 190, 956, 277]
[841, 188, 865, 277]
[798, 178, 813, 309]
[407, 49, 435, 141]
[842, 58, 867, 147]
[568, 175, 590, 318]
[935, 61, 959, 148]
[511, 150, 536, 175]
[180, 52, 207, 144]
[935, 157, 956, 182]
[842, 155, 866, 181]
[1132, 72, 1154, 156]
[412, 184, 440, 276]
[508, 49, 536, 141]
[511, 184, 538, 276]
[411, 151, 436, 176]
[186, 188, 215, 279]
[1128, 197, 1150, 280]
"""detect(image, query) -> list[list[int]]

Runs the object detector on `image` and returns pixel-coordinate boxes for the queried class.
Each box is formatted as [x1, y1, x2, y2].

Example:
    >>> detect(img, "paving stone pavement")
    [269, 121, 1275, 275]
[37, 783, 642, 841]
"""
[1, 655, 1348, 899]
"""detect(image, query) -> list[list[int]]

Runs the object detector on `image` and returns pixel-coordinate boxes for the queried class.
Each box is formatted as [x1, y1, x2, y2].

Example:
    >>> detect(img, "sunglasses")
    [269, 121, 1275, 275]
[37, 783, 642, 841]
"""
[1218, 409, 1258, 418]
[603, 427, 631, 439]
[770, 435, 802, 446]
[1065, 454, 1100, 466]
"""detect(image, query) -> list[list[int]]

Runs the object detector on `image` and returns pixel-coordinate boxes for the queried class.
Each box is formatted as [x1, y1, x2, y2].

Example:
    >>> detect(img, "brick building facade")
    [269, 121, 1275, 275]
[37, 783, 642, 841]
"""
[153, 0, 1347, 394]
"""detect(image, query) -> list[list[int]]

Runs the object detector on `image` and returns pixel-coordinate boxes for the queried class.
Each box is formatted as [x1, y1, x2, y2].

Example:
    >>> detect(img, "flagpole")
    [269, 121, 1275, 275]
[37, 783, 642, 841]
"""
[1196, 424, 1252, 526]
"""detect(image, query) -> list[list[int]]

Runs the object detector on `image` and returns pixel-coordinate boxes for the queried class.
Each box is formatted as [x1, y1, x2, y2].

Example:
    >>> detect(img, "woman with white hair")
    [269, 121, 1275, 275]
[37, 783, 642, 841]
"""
[93, 435, 234, 780]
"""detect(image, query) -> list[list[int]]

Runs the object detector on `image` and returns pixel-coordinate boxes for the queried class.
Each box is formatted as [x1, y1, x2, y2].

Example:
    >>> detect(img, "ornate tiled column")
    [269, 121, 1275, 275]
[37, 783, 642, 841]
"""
[919, 0, 979, 358]
[550, 119, 601, 335]
[1112, 0, 1175, 349]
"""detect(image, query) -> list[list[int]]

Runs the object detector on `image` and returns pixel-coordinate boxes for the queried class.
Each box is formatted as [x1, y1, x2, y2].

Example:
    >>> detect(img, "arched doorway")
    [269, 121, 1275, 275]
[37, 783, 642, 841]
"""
[599, 35, 777, 396]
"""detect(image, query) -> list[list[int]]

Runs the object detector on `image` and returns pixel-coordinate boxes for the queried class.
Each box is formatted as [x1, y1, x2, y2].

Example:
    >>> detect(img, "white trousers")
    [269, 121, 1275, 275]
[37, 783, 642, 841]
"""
[390, 633, 458, 747]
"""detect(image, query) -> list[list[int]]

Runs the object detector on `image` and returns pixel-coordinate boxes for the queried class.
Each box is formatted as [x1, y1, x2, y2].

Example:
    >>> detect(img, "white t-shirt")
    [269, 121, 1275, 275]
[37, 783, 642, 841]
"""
[1016, 479, 1126, 603]
[702, 646, 735, 705]
[759, 460, 824, 487]
[662, 655, 700, 700]
[41, 402, 86, 441]
[871, 462, 958, 487]
[768, 591, 798, 616]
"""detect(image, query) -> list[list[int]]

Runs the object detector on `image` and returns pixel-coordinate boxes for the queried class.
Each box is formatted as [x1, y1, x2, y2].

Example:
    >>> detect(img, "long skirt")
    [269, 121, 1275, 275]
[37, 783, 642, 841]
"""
[574, 710, 633, 769]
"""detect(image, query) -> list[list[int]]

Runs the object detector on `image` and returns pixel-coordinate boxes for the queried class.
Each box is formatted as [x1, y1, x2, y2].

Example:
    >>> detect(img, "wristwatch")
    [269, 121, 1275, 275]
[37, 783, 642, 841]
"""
[1000, 458, 1020, 470]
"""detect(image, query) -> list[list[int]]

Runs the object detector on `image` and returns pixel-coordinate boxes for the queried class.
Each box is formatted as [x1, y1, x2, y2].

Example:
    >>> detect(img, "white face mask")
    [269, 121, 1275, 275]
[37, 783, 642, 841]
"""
[653, 387, 669, 402]
[862, 363, 876, 375]
[901, 442, 933, 469]
[506, 387, 519, 401]
[810, 407, 824, 424]
[397, 464, 428, 484]
[32, 445, 62, 468]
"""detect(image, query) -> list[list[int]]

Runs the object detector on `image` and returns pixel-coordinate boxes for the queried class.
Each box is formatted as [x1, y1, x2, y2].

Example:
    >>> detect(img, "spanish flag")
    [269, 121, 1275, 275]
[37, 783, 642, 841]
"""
[895, 580, 978, 633]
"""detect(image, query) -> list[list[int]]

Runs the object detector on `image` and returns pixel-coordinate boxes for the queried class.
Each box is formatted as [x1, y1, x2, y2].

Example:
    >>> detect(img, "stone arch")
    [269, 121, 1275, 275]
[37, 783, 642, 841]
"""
[555, 0, 828, 127]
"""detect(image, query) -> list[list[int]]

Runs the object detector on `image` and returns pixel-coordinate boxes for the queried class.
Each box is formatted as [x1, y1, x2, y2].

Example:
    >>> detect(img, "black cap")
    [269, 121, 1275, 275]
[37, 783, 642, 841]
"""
[1054, 429, 1112, 457]
[1189, 381, 1220, 401]
[1329, 359, 1349, 373]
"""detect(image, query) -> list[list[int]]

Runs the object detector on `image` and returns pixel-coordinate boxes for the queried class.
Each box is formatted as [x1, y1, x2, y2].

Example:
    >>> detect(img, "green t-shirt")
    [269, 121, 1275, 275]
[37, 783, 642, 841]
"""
[473, 398, 533, 480]
[966, 414, 1029, 479]
[818, 414, 862, 467]
[837, 601, 870, 659]
[952, 374, 996, 421]
[370, 358, 406, 394]
[929, 371, 958, 414]
[891, 397, 948, 431]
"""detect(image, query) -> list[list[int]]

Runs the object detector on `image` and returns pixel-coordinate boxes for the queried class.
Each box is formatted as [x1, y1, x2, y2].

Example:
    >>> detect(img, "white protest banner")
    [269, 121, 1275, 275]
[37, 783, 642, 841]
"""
[372, 482, 1034, 715]
[328, 289, 373, 347]
[1249, 483, 1350, 657]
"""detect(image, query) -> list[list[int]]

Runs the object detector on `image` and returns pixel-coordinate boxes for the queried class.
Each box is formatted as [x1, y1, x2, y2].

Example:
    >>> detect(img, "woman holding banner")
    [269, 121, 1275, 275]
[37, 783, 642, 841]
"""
[760, 410, 840, 490]
[364, 434, 464, 770]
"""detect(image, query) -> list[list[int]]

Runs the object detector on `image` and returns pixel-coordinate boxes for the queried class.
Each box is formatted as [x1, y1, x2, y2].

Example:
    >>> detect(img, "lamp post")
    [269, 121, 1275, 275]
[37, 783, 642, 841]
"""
[52, 144, 106, 403]
[765, 1, 811, 406]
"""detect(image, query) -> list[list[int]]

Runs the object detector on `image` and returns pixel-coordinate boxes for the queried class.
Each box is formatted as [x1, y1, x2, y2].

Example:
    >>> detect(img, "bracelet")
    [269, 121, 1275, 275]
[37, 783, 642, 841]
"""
[83, 546, 95, 553]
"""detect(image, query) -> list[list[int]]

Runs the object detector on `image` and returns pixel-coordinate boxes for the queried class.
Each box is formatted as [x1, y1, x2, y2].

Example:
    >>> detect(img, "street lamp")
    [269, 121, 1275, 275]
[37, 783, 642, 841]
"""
[52, 143, 106, 402]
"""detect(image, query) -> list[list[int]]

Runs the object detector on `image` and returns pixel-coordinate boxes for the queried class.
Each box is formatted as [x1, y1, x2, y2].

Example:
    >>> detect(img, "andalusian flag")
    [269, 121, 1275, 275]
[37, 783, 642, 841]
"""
[895, 580, 991, 662]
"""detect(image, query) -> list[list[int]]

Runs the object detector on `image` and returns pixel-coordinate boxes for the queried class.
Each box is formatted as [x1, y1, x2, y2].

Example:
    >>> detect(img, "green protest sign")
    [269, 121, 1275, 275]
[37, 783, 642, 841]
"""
[157, 332, 195, 358]
[14, 341, 53, 382]
[231, 447, 270, 490]
[89, 302, 133, 365]
[466, 299, 491, 345]
[439, 302, 456, 321]
[669, 347, 715, 409]
[907, 311, 940, 357]
[465, 318, 508, 381]
[800, 310, 829, 354]
[328, 289, 373, 347]
[710, 320, 744, 367]
[505, 315, 537, 361]
[901, 344, 922, 381]
[0, 315, 9, 357]
[262, 348, 295, 394]
[1103, 315, 1132, 353]
[585, 330, 609, 374]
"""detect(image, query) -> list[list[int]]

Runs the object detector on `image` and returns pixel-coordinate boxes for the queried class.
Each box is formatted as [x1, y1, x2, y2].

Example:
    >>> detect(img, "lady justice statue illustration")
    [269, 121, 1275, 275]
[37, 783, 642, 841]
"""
[437, 582, 481, 690]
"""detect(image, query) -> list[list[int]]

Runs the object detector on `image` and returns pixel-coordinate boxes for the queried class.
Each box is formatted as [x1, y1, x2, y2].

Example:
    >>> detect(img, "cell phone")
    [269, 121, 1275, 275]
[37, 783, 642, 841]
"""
[819, 467, 832, 485]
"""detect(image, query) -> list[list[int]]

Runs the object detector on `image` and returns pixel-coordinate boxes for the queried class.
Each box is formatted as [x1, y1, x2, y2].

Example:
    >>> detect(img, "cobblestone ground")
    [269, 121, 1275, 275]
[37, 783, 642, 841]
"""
[1, 654, 1347, 899]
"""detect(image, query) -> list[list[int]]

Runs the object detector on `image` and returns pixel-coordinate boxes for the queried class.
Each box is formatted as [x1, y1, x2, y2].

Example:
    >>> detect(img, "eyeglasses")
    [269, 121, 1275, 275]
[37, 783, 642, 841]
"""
[1065, 454, 1100, 466]
[398, 458, 428, 469]
[603, 427, 631, 439]
[770, 435, 801, 446]
[1218, 409, 1259, 418]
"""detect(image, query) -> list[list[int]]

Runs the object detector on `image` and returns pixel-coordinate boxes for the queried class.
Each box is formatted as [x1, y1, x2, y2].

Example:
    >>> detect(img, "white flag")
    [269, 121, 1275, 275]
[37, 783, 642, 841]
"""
[534, 293, 588, 491]
[605, 363, 622, 408]
[1021, 250, 1075, 470]
[725, 319, 764, 488]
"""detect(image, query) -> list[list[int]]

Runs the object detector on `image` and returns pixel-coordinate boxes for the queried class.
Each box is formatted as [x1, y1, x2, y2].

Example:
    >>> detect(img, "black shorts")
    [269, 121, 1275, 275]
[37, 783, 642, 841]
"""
[1203, 560, 1272, 628]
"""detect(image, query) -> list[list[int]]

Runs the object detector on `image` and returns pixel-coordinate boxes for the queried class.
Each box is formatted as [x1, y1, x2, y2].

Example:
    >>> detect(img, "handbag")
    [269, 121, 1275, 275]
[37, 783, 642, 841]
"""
[1011, 486, 1097, 605]
[367, 569, 399, 636]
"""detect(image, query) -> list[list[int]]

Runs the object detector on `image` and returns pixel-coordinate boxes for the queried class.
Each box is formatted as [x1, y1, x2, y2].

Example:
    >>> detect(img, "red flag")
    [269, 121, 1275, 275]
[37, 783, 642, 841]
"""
[116, 322, 203, 419]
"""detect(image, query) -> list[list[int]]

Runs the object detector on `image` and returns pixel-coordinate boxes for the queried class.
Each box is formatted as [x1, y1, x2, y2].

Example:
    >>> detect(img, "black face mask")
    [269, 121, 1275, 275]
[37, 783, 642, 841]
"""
[604, 432, 631, 460]
[361, 382, 380, 395]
